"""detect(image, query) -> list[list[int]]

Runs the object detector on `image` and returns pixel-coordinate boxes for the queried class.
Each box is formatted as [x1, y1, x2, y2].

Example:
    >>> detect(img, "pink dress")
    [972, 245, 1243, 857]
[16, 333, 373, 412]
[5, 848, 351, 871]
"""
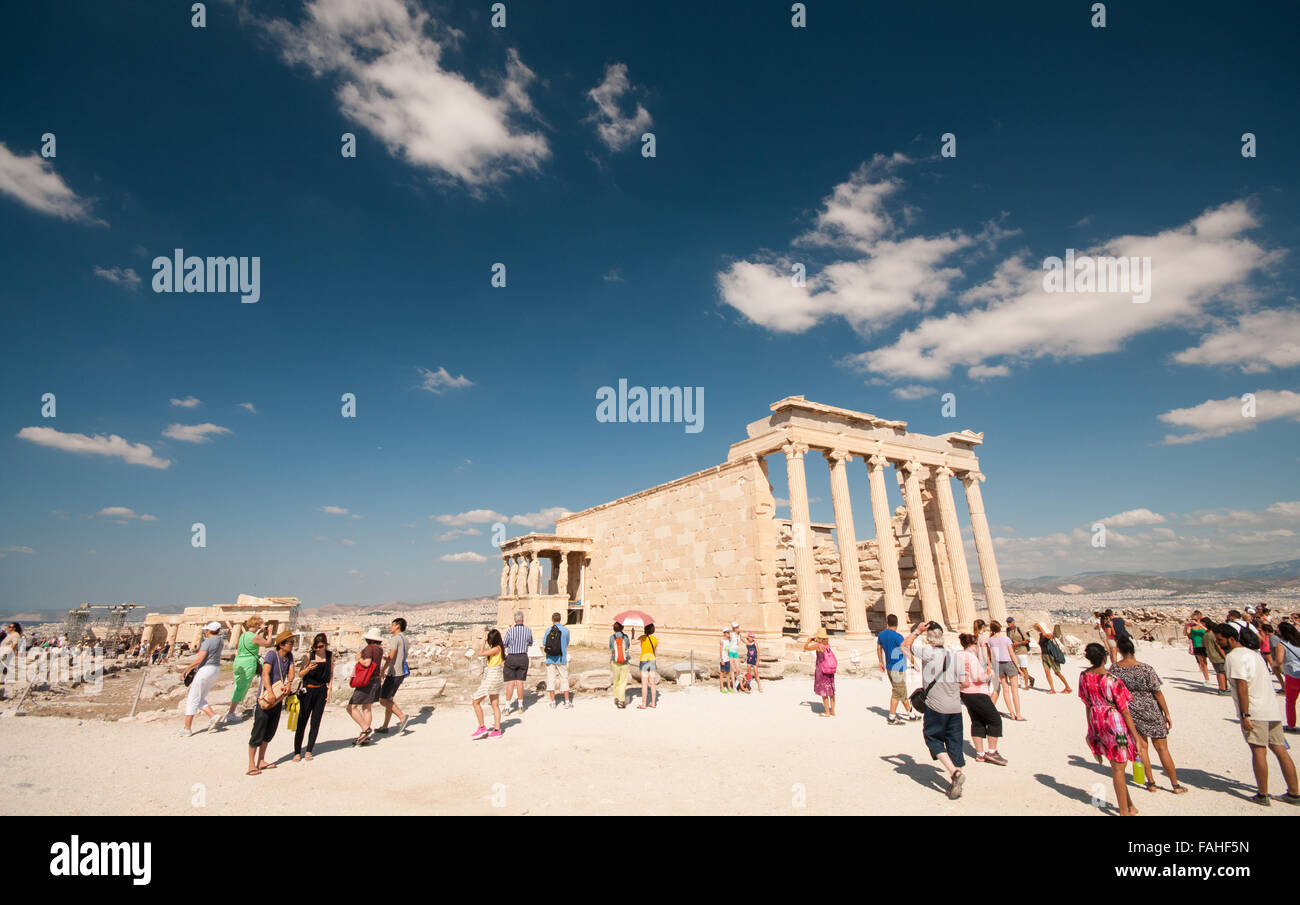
[1078, 671, 1135, 763]
[813, 646, 835, 698]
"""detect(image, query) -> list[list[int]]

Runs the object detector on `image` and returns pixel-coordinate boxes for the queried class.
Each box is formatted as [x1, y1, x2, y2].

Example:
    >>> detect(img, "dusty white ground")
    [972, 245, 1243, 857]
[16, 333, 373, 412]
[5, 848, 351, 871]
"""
[1, 645, 1295, 815]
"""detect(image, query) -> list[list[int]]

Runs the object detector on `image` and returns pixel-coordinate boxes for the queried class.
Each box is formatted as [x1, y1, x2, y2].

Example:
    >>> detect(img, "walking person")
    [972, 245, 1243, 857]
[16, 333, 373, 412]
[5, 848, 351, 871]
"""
[1276, 621, 1300, 733]
[542, 613, 572, 709]
[744, 632, 761, 693]
[1078, 642, 1143, 816]
[0, 623, 21, 700]
[471, 628, 506, 739]
[804, 627, 836, 717]
[293, 633, 333, 762]
[1007, 617, 1033, 690]
[718, 629, 733, 694]
[1100, 611, 1118, 666]
[502, 611, 533, 715]
[610, 622, 631, 709]
[1216, 623, 1300, 805]
[1202, 618, 1230, 695]
[637, 623, 659, 709]
[376, 618, 410, 735]
[1111, 637, 1187, 794]
[224, 617, 271, 723]
[1185, 611, 1210, 684]
[1037, 623, 1072, 694]
[878, 614, 919, 724]
[346, 628, 385, 747]
[178, 622, 224, 737]
[959, 632, 1006, 766]
[987, 621, 1025, 720]
[247, 631, 295, 776]
[1261, 624, 1285, 689]
[917, 622, 967, 798]
[728, 621, 743, 688]
[972, 619, 991, 669]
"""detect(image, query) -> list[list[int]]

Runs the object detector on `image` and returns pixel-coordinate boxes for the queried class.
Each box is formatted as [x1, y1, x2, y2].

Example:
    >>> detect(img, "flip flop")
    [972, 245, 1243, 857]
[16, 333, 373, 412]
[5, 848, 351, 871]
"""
[246, 769, 261, 776]
[258, 762, 277, 770]
[303, 752, 314, 761]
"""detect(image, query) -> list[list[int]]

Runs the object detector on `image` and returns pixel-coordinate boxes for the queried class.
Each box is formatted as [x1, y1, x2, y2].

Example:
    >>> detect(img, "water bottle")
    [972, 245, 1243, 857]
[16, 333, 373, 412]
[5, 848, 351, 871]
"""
[1132, 760, 1146, 785]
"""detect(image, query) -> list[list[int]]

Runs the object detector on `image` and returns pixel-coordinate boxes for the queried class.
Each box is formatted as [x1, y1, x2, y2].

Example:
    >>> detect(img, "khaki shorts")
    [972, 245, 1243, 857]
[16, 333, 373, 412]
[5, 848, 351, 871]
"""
[545, 663, 570, 693]
[1242, 719, 1285, 747]
[888, 671, 908, 703]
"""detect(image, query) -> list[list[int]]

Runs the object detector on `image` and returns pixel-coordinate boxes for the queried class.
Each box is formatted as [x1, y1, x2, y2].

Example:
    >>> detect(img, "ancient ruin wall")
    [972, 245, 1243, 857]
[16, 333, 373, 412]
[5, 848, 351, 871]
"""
[556, 456, 783, 642]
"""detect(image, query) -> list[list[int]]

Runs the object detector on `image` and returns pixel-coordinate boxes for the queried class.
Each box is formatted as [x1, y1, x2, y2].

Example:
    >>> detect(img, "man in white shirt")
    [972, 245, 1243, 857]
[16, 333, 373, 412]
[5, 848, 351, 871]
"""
[1216, 623, 1300, 806]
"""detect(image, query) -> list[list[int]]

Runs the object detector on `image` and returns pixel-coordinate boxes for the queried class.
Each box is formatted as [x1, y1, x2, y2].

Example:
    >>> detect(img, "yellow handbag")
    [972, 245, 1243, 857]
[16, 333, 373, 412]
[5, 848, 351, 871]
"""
[285, 693, 301, 731]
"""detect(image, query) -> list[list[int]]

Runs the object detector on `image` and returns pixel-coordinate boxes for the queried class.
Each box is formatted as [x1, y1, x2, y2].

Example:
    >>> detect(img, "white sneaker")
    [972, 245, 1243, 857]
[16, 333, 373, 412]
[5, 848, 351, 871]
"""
[178, 727, 192, 737]
[550, 700, 558, 709]
[564, 700, 573, 709]
[206, 714, 222, 732]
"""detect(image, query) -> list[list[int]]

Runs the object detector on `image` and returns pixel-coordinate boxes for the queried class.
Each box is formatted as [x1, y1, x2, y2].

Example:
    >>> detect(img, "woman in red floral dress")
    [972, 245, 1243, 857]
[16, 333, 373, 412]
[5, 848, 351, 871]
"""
[1078, 642, 1143, 816]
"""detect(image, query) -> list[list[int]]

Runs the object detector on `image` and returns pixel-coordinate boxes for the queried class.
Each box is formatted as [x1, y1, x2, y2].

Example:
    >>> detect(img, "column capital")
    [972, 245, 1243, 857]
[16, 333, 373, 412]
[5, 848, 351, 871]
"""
[934, 465, 955, 478]
[901, 458, 923, 474]
[781, 440, 810, 460]
[867, 454, 890, 469]
[960, 470, 986, 485]
[823, 447, 852, 465]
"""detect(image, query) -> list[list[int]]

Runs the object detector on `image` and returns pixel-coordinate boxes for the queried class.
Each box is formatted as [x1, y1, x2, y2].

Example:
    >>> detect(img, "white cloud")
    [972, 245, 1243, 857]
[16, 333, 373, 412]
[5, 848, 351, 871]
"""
[438, 527, 482, 541]
[585, 63, 653, 151]
[431, 507, 570, 529]
[0, 545, 35, 558]
[1157, 389, 1300, 444]
[416, 366, 473, 394]
[169, 396, 201, 408]
[96, 507, 159, 522]
[858, 200, 1275, 380]
[320, 506, 350, 515]
[1097, 508, 1166, 527]
[93, 266, 141, 290]
[0, 142, 102, 224]
[1173, 308, 1300, 373]
[509, 507, 571, 529]
[968, 364, 1010, 380]
[441, 551, 488, 563]
[718, 155, 975, 337]
[17, 426, 171, 469]
[433, 509, 508, 526]
[258, 0, 548, 188]
[341, 539, 356, 546]
[162, 423, 232, 444]
[890, 384, 935, 401]
[238, 402, 257, 413]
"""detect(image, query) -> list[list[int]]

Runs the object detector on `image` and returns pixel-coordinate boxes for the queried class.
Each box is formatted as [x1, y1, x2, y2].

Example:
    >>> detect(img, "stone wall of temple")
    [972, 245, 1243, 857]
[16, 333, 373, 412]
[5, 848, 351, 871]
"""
[776, 511, 924, 634]
[557, 455, 785, 644]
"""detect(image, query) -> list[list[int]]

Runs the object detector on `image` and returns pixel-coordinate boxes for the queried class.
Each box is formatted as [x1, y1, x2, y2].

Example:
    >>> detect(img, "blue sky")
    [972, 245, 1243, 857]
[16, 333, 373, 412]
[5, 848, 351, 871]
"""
[1, 0, 1298, 612]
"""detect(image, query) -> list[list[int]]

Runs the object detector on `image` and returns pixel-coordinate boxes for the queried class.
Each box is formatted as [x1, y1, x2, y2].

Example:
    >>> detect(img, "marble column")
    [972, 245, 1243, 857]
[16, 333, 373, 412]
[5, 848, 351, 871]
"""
[825, 449, 869, 639]
[556, 554, 569, 599]
[509, 555, 523, 596]
[866, 455, 907, 625]
[900, 460, 944, 626]
[527, 554, 541, 595]
[500, 560, 511, 597]
[960, 470, 1008, 624]
[933, 466, 977, 631]
[782, 440, 822, 636]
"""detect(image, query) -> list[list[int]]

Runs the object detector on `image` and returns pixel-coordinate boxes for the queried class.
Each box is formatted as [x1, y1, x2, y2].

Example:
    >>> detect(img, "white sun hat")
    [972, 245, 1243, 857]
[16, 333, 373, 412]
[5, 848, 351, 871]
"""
[363, 627, 384, 641]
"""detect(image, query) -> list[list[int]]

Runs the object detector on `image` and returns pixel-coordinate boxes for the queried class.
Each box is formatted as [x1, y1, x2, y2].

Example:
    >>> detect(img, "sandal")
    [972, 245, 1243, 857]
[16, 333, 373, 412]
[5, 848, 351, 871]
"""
[246, 768, 261, 776]
[257, 762, 277, 770]
[292, 754, 302, 763]
[1145, 781, 1158, 792]
[303, 752, 314, 761]
[1171, 784, 1188, 794]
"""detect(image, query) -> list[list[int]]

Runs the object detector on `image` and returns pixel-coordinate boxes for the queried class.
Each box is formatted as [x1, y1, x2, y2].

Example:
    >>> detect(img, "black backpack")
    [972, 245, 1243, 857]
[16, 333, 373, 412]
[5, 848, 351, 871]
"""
[1239, 623, 1261, 651]
[544, 625, 564, 657]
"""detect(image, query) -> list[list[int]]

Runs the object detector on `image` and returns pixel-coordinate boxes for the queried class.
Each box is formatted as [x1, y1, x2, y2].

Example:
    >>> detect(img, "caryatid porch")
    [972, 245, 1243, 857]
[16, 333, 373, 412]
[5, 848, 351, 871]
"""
[727, 396, 1008, 638]
[497, 534, 594, 627]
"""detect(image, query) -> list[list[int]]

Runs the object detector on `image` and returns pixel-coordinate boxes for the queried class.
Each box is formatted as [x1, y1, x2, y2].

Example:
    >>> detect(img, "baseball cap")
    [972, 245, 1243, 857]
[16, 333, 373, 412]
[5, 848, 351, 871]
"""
[205, 621, 222, 631]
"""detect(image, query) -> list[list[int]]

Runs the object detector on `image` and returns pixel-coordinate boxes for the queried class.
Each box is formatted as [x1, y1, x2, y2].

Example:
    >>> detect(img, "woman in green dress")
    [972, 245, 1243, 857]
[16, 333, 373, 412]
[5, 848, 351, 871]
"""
[224, 617, 271, 723]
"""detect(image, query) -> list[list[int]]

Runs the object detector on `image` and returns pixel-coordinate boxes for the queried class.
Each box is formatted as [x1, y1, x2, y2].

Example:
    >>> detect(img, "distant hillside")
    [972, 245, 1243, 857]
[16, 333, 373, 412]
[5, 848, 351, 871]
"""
[1001, 559, 1300, 594]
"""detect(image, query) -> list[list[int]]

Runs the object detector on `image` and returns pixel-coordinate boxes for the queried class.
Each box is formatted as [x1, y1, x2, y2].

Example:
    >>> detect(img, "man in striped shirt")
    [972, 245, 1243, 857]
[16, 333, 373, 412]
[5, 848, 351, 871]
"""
[503, 611, 534, 714]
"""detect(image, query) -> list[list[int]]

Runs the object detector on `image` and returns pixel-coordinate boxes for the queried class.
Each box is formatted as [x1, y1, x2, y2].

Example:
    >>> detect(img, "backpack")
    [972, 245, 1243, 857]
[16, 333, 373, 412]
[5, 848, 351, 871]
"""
[1239, 623, 1261, 651]
[611, 634, 628, 665]
[544, 625, 564, 658]
[819, 647, 837, 675]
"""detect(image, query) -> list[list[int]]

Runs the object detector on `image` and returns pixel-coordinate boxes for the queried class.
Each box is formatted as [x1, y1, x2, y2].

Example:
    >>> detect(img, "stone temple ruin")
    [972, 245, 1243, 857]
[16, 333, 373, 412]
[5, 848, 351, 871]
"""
[497, 396, 1009, 651]
[142, 594, 300, 650]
